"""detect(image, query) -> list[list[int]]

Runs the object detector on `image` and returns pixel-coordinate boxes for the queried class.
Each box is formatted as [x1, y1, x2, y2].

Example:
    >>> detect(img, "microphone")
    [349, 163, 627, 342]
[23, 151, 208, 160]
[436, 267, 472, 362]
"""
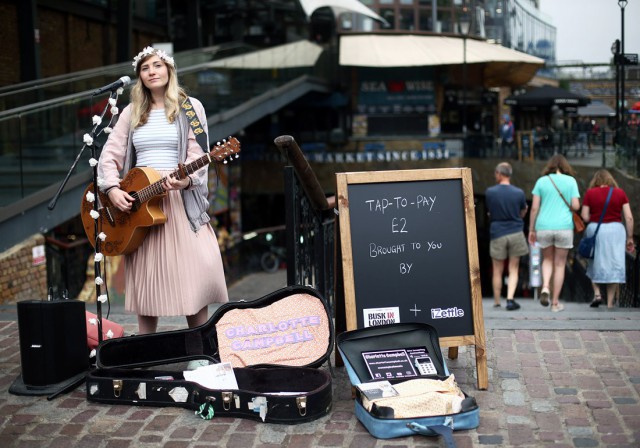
[92, 76, 131, 96]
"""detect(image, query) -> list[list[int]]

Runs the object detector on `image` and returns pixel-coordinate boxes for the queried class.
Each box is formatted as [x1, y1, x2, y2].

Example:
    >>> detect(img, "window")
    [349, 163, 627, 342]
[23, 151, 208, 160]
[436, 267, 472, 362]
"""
[399, 9, 415, 30]
[439, 11, 452, 33]
[381, 8, 395, 28]
[419, 10, 434, 31]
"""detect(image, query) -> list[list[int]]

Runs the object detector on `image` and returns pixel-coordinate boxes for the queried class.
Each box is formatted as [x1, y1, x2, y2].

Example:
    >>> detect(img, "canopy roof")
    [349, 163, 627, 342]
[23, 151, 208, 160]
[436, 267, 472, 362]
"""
[505, 85, 591, 107]
[208, 40, 324, 69]
[577, 102, 615, 117]
[298, 0, 386, 23]
[339, 34, 545, 87]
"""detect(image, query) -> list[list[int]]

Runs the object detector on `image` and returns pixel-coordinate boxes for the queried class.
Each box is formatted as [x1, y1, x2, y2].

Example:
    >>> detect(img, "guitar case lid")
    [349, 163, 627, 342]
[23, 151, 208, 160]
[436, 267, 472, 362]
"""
[96, 285, 334, 370]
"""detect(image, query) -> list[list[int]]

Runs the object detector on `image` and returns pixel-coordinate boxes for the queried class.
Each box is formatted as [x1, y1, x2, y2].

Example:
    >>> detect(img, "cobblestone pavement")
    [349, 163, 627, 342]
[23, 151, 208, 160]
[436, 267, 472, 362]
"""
[1, 271, 640, 447]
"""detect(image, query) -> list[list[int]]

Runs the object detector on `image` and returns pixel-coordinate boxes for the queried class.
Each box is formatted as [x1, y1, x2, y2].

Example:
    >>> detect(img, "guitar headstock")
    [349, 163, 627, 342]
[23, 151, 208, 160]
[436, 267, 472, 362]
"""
[211, 137, 241, 164]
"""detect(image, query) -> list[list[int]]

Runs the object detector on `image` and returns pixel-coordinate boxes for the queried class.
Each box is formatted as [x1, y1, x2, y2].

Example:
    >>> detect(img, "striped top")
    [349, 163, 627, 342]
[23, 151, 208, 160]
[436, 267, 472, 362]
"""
[132, 109, 179, 169]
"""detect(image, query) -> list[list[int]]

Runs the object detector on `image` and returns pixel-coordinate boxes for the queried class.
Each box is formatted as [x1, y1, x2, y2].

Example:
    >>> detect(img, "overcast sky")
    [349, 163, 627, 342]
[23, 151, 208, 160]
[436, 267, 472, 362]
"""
[539, 0, 640, 64]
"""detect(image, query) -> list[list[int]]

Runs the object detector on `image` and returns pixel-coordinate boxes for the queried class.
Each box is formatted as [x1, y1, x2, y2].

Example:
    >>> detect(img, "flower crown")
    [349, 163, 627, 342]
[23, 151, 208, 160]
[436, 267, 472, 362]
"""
[132, 46, 175, 73]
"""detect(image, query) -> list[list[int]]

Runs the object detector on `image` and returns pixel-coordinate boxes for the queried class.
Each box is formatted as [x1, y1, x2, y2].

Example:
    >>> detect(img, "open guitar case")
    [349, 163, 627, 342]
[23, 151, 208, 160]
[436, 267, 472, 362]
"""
[86, 285, 334, 423]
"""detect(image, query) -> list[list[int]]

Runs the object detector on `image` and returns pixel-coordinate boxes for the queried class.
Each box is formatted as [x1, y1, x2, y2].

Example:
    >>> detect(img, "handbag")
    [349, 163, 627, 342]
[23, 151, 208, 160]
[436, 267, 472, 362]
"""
[572, 212, 586, 233]
[578, 187, 613, 259]
[547, 175, 584, 233]
[86, 311, 125, 350]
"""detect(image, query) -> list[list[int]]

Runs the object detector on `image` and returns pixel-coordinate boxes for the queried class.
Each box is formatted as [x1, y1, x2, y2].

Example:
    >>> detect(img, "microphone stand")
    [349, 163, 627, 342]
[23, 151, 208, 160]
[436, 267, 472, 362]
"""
[48, 89, 123, 349]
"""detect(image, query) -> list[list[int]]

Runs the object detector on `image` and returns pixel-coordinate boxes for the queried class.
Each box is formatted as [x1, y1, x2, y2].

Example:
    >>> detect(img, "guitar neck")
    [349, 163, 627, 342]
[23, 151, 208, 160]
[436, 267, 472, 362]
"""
[136, 153, 213, 203]
[134, 137, 239, 204]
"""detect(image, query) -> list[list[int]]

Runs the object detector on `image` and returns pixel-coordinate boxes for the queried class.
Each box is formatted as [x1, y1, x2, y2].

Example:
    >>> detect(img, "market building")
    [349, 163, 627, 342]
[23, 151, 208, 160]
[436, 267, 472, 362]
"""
[0, 0, 570, 302]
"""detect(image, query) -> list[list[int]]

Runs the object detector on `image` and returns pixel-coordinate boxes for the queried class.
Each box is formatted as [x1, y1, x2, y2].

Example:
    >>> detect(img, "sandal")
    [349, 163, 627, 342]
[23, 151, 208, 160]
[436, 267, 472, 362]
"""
[590, 295, 602, 308]
[551, 303, 565, 313]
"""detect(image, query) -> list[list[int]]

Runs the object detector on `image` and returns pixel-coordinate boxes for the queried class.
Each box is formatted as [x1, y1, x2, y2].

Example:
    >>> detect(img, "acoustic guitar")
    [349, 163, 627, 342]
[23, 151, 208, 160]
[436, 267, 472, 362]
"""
[81, 137, 240, 256]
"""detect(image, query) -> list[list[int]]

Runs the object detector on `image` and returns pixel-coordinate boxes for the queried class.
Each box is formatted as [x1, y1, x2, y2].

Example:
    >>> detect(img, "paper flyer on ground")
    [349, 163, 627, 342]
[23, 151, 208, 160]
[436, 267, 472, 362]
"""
[183, 362, 239, 390]
[356, 381, 399, 401]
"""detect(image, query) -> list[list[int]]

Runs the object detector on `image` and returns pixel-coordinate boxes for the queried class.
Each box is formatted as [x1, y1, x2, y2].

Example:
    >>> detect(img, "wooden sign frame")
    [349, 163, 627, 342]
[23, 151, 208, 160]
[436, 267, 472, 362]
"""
[336, 168, 488, 390]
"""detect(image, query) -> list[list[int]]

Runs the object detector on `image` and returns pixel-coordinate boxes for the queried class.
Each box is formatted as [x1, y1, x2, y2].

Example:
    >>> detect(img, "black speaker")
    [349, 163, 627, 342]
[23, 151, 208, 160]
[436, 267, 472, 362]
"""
[17, 300, 88, 386]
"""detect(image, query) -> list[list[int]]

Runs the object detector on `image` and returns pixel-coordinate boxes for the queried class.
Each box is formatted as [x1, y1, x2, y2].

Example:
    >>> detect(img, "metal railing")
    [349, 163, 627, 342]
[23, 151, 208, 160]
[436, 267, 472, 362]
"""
[0, 44, 252, 111]
[275, 136, 336, 310]
[463, 128, 640, 177]
[0, 42, 327, 209]
[620, 253, 640, 307]
[563, 252, 639, 307]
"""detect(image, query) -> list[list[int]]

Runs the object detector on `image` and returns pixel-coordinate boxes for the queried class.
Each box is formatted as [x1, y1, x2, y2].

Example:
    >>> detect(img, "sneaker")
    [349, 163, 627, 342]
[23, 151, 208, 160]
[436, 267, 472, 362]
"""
[506, 300, 521, 311]
[540, 288, 550, 307]
[551, 303, 565, 313]
[186, 359, 210, 370]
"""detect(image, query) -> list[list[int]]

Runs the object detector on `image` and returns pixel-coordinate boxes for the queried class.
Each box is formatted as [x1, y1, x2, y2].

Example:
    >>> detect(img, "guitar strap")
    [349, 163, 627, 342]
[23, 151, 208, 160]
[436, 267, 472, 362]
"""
[180, 97, 219, 186]
[181, 97, 209, 153]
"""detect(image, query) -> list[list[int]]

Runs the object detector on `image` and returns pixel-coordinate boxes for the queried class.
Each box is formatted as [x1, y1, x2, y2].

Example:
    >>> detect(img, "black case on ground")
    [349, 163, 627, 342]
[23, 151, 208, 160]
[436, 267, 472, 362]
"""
[86, 285, 334, 423]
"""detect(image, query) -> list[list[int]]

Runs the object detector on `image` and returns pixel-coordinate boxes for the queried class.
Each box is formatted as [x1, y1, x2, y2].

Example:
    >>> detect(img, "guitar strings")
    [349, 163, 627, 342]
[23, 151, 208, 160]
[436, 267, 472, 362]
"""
[98, 138, 238, 225]
[131, 138, 238, 203]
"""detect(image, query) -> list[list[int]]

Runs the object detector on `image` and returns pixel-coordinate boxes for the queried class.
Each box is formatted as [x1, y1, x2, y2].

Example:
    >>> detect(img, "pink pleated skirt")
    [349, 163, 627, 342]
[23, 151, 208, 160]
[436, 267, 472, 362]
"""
[124, 187, 228, 317]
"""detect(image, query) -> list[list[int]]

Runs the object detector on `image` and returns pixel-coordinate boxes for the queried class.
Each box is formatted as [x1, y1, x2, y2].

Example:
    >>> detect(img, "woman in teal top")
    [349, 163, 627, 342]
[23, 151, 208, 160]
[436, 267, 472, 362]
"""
[528, 154, 580, 312]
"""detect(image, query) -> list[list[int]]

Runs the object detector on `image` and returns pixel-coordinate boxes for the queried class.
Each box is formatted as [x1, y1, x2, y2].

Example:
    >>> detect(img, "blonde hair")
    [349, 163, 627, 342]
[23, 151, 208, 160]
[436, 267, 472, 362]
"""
[588, 169, 619, 189]
[129, 51, 187, 129]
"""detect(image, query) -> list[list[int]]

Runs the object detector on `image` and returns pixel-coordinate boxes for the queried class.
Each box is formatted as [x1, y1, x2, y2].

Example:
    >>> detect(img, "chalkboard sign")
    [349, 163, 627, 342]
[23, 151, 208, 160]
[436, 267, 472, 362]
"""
[337, 168, 487, 389]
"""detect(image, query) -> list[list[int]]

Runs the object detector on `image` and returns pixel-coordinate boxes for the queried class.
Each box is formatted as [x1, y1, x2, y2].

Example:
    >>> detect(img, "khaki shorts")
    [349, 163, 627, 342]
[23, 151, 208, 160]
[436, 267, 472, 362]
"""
[535, 229, 574, 249]
[490, 232, 529, 260]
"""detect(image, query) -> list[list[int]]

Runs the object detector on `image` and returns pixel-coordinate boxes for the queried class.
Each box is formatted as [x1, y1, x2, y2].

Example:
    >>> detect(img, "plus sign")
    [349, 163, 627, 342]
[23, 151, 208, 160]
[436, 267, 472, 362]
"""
[410, 304, 422, 316]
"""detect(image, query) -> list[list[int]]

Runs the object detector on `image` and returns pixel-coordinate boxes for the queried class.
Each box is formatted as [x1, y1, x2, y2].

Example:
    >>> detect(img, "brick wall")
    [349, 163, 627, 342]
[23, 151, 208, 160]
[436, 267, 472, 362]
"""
[0, 4, 165, 87]
[0, 234, 47, 304]
[39, 8, 111, 77]
[0, 5, 108, 85]
[0, 3, 20, 86]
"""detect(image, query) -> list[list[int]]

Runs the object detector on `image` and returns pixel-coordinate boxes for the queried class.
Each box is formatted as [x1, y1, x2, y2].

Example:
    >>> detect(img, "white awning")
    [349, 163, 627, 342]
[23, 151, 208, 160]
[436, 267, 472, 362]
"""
[339, 34, 545, 86]
[298, 0, 386, 24]
[208, 40, 324, 69]
[578, 102, 616, 117]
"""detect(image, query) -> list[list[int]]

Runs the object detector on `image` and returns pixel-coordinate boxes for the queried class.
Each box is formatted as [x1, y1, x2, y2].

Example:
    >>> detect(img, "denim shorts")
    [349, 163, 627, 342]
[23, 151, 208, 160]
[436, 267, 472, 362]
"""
[536, 229, 574, 249]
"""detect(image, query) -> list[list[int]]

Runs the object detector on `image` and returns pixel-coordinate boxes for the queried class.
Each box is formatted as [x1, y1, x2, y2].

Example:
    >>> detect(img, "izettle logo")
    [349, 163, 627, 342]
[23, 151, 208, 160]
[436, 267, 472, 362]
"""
[431, 307, 465, 319]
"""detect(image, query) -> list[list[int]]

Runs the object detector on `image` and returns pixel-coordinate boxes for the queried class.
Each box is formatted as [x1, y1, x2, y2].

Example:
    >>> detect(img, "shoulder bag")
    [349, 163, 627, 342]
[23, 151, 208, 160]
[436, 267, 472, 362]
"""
[578, 187, 613, 259]
[547, 175, 585, 233]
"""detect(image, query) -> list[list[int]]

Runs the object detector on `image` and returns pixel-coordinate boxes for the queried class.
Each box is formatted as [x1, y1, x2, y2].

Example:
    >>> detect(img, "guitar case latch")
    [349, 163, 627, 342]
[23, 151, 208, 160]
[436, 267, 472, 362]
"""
[296, 396, 307, 416]
[222, 391, 233, 411]
[113, 379, 123, 398]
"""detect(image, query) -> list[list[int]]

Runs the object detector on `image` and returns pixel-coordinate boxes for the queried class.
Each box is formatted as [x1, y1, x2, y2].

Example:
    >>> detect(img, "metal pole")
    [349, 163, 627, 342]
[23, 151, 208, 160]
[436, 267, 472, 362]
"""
[620, 2, 626, 146]
[283, 167, 296, 287]
[463, 36, 467, 138]
[432, 0, 437, 31]
[458, 2, 472, 149]
[602, 127, 606, 167]
[615, 46, 620, 134]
